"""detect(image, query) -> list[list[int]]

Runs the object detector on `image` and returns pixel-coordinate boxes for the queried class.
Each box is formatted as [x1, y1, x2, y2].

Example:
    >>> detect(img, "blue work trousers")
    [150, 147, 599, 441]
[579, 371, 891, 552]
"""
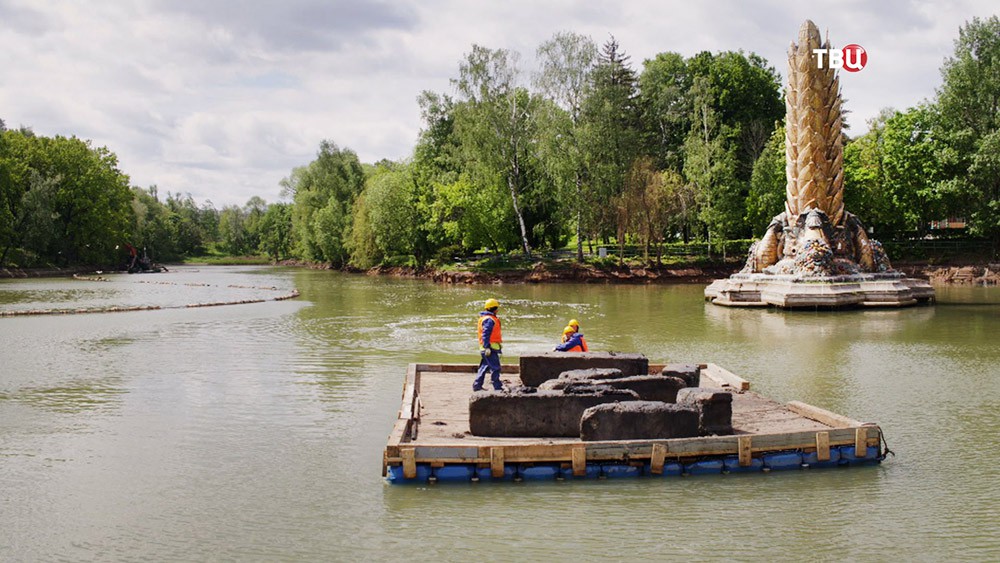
[474, 350, 502, 391]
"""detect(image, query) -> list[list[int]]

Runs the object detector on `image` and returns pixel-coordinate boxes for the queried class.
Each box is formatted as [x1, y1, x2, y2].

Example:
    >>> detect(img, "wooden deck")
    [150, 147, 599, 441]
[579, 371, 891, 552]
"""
[383, 363, 881, 479]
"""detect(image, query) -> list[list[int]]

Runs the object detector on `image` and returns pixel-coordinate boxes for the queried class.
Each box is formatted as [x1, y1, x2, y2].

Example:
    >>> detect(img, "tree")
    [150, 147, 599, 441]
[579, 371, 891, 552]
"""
[639, 51, 691, 173]
[453, 45, 535, 257]
[580, 36, 643, 245]
[130, 186, 179, 261]
[534, 31, 597, 260]
[747, 125, 786, 235]
[684, 77, 740, 250]
[258, 203, 293, 262]
[284, 141, 365, 266]
[936, 15, 1000, 244]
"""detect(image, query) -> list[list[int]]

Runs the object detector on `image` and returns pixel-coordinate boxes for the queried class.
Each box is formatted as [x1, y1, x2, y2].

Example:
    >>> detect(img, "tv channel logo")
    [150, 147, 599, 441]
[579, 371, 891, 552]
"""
[812, 44, 867, 72]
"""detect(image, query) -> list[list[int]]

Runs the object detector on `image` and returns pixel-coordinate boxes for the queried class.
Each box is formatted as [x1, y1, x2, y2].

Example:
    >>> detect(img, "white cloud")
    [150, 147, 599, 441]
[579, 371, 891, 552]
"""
[1, 0, 997, 206]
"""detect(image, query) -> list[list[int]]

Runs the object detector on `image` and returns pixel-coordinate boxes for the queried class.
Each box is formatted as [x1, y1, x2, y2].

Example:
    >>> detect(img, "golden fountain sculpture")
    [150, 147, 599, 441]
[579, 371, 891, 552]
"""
[705, 20, 934, 308]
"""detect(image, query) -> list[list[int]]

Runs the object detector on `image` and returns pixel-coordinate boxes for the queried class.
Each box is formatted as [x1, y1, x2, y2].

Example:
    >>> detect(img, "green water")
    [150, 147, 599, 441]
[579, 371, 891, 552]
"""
[1, 266, 998, 561]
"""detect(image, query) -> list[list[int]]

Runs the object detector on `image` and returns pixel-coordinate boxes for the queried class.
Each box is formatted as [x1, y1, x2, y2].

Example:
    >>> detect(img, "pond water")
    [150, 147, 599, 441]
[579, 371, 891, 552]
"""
[1, 266, 998, 560]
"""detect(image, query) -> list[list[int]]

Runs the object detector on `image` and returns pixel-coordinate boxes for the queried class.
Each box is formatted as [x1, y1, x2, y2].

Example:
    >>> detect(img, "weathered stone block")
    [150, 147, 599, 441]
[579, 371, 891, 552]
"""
[518, 353, 648, 387]
[594, 375, 687, 402]
[558, 368, 624, 381]
[580, 401, 700, 441]
[539, 368, 625, 391]
[469, 387, 639, 437]
[661, 364, 701, 387]
[676, 387, 734, 435]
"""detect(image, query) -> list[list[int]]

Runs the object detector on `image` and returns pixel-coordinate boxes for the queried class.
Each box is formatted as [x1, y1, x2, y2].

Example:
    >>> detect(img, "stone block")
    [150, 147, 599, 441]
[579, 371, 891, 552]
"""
[676, 387, 734, 435]
[558, 368, 624, 381]
[660, 364, 701, 387]
[580, 401, 700, 441]
[596, 375, 687, 402]
[518, 352, 648, 387]
[469, 387, 639, 437]
[538, 369, 625, 391]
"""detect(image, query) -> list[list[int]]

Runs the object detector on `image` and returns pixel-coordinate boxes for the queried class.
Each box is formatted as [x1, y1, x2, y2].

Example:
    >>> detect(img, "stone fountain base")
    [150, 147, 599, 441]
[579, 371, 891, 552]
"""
[705, 271, 935, 309]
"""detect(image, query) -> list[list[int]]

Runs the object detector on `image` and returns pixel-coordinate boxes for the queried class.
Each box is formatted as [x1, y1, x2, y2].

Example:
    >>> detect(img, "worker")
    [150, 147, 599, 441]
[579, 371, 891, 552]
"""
[554, 325, 588, 352]
[474, 298, 504, 391]
[565, 319, 581, 341]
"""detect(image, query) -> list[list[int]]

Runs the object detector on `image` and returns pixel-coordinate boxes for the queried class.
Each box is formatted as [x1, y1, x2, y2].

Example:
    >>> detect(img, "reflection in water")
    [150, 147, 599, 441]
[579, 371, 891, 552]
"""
[1, 268, 999, 560]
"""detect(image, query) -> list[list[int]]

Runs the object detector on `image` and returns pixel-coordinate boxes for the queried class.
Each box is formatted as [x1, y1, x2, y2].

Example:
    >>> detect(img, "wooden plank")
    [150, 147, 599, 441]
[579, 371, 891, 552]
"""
[816, 431, 831, 462]
[388, 426, 871, 465]
[384, 427, 885, 467]
[414, 363, 521, 375]
[400, 365, 418, 421]
[738, 436, 752, 467]
[702, 363, 750, 391]
[650, 443, 667, 474]
[414, 446, 481, 461]
[855, 427, 867, 457]
[385, 419, 411, 448]
[787, 401, 863, 428]
[571, 446, 586, 476]
[402, 448, 416, 479]
[490, 447, 505, 478]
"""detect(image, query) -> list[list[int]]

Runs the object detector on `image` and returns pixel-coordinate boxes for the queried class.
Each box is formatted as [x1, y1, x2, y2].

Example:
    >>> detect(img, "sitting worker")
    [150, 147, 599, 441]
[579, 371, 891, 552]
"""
[554, 325, 588, 352]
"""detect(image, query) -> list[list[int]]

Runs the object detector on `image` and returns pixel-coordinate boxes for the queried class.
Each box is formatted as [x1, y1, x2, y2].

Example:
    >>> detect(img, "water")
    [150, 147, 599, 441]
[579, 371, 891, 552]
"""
[1, 266, 998, 561]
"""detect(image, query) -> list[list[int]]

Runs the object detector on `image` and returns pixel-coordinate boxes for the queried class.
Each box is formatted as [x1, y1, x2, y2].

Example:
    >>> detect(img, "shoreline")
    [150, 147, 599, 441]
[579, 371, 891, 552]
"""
[3, 260, 999, 286]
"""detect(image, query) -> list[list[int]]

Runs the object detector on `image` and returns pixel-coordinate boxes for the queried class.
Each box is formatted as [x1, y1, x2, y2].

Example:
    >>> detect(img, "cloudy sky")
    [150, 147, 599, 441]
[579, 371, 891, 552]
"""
[1, 0, 995, 207]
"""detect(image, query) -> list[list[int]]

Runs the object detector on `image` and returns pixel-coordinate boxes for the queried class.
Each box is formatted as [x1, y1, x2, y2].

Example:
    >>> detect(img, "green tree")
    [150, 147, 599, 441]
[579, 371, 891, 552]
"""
[258, 202, 293, 262]
[580, 36, 643, 244]
[283, 141, 365, 266]
[746, 125, 786, 234]
[453, 45, 536, 257]
[219, 205, 247, 254]
[936, 15, 1000, 244]
[534, 31, 597, 260]
[684, 77, 740, 249]
[130, 186, 179, 261]
[165, 192, 207, 257]
[639, 51, 691, 173]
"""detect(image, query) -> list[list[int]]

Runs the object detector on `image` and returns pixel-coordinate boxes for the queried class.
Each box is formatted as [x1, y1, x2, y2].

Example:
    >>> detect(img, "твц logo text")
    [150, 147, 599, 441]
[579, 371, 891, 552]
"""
[812, 44, 867, 72]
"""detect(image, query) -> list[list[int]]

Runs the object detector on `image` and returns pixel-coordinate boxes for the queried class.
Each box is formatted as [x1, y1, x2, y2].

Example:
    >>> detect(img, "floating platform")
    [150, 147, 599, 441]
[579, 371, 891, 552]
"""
[705, 272, 934, 308]
[383, 363, 886, 483]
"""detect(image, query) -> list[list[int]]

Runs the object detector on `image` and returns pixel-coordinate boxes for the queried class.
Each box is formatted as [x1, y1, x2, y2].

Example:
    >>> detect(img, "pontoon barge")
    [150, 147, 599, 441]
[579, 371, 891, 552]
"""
[383, 360, 885, 483]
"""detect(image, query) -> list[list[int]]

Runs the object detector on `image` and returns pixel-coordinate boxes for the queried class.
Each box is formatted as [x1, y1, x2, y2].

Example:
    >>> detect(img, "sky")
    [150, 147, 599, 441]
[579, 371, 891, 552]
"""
[1, 0, 996, 207]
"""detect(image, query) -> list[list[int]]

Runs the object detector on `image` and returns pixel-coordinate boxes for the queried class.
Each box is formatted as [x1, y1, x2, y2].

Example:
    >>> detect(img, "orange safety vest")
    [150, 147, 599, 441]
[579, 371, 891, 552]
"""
[477, 313, 502, 348]
[564, 336, 588, 352]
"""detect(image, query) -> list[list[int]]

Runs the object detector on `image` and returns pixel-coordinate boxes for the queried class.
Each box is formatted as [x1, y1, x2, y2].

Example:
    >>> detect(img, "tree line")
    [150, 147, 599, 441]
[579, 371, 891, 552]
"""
[2, 16, 997, 270]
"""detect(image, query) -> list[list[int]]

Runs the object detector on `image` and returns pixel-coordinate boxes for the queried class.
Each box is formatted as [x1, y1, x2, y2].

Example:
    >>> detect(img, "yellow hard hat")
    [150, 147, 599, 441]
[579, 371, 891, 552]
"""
[563, 325, 575, 335]
[568, 319, 579, 329]
[484, 298, 500, 310]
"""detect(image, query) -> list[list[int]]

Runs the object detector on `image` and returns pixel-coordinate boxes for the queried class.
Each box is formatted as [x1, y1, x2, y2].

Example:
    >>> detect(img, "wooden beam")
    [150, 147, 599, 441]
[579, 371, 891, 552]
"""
[702, 363, 750, 391]
[490, 447, 505, 478]
[402, 447, 416, 479]
[787, 401, 863, 428]
[815, 431, 831, 462]
[413, 363, 521, 375]
[650, 443, 667, 474]
[389, 426, 868, 466]
[572, 446, 586, 476]
[738, 435, 752, 467]
[855, 427, 867, 457]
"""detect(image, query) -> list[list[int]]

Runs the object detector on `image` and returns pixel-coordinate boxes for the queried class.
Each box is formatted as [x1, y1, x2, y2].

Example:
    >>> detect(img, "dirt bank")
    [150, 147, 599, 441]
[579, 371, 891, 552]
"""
[371, 262, 741, 284]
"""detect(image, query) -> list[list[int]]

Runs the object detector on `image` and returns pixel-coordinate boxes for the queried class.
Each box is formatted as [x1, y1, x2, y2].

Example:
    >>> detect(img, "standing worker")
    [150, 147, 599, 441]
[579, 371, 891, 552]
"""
[555, 325, 588, 352]
[474, 298, 504, 391]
